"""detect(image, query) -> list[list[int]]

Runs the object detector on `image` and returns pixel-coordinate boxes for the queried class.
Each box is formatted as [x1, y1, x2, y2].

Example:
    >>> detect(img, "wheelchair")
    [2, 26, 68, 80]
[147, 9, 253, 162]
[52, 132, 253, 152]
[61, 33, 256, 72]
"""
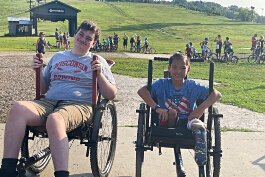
[135, 59, 223, 177]
[16, 56, 117, 177]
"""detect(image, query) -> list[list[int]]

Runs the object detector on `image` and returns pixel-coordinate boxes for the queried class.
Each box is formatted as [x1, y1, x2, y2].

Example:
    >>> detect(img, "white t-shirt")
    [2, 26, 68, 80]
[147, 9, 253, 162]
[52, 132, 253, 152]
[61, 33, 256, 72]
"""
[43, 51, 115, 103]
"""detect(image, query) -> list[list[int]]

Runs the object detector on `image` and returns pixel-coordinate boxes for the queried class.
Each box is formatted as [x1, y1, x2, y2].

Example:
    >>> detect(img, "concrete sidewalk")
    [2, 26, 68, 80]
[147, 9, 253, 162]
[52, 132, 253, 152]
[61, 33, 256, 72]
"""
[0, 124, 264, 177]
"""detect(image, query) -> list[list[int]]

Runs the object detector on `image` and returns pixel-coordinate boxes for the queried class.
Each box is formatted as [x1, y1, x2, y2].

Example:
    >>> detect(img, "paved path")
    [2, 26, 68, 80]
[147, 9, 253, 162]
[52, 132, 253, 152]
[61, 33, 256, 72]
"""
[0, 124, 264, 177]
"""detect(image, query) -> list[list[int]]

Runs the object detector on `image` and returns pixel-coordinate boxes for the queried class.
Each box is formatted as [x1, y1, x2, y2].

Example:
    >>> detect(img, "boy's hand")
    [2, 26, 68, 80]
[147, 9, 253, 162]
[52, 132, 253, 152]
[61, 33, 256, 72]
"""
[156, 108, 169, 126]
[32, 54, 43, 70]
[188, 108, 204, 121]
[91, 56, 102, 75]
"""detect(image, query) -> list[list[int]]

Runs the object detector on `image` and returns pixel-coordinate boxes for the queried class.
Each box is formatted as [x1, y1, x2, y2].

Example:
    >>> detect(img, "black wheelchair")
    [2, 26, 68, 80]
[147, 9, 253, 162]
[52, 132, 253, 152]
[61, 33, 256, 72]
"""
[16, 56, 117, 177]
[135, 59, 223, 177]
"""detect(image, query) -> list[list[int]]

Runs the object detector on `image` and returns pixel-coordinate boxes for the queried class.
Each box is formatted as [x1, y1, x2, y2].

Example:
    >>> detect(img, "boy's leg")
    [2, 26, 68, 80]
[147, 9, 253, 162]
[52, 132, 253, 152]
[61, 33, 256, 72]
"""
[1, 101, 45, 177]
[47, 101, 92, 176]
[187, 119, 207, 166]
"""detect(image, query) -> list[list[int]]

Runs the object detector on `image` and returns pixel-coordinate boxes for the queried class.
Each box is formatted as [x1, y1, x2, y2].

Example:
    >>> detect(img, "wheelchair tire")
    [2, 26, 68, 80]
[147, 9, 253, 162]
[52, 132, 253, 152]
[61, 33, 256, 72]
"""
[135, 103, 146, 177]
[90, 101, 117, 177]
[20, 129, 51, 174]
[206, 107, 221, 177]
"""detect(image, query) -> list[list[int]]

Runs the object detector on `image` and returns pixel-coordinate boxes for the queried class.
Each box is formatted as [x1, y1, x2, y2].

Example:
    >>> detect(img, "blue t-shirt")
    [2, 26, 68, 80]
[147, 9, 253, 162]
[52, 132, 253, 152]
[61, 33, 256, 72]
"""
[151, 78, 209, 120]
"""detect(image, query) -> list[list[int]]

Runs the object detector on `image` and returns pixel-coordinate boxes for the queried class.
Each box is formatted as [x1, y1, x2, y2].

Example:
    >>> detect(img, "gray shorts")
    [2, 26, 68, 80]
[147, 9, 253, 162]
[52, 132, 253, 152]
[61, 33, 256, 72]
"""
[30, 98, 93, 132]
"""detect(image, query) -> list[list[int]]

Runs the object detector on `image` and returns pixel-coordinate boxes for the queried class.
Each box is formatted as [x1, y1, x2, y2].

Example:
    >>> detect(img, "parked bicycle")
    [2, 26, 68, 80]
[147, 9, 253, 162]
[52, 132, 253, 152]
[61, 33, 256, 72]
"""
[204, 47, 217, 61]
[248, 47, 265, 64]
[140, 46, 156, 54]
[221, 50, 239, 63]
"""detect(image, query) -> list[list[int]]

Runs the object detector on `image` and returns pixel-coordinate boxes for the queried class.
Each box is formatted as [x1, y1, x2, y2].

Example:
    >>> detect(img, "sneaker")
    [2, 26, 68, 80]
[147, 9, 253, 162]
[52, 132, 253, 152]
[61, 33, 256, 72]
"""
[193, 129, 207, 166]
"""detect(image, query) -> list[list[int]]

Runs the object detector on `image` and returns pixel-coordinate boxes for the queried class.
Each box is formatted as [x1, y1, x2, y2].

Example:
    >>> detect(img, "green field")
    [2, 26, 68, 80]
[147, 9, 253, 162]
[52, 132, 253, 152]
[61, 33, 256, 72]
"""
[0, 0, 265, 53]
[0, 0, 265, 113]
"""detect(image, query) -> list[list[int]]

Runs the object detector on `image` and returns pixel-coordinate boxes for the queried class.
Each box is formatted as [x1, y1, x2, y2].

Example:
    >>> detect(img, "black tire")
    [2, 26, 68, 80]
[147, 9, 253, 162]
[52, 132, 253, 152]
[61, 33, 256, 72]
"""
[231, 56, 239, 64]
[248, 54, 256, 63]
[206, 107, 221, 177]
[208, 53, 217, 62]
[149, 48, 156, 54]
[261, 55, 265, 64]
[220, 55, 227, 63]
[20, 129, 51, 174]
[140, 47, 146, 54]
[90, 101, 117, 177]
[130, 46, 136, 53]
[135, 103, 146, 177]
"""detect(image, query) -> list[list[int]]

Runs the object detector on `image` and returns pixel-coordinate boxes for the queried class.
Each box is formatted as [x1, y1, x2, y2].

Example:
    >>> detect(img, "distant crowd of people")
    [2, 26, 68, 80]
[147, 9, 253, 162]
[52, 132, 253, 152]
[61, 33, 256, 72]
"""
[91, 32, 150, 53]
[55, 28, 71, 50]
[185, 35, 233, 60]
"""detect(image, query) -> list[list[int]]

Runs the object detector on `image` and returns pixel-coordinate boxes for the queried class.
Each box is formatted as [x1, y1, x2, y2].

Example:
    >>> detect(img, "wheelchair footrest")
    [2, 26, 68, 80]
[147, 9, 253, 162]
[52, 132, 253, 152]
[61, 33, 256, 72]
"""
[149, 126, 196, 148]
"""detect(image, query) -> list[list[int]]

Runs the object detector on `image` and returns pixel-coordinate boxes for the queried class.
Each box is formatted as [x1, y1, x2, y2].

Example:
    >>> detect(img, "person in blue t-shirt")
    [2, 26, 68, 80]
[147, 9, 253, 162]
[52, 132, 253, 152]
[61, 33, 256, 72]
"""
[138, 52, 221, 167]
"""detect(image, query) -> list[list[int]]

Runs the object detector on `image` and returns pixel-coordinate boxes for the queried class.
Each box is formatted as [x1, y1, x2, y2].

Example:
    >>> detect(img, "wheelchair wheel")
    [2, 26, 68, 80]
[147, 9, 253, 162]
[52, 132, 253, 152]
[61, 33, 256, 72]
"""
[206, 107, 221, 177]
[20, 129, 51, 174]
[135, 103, 146, 177]
[90, 101, 117, 177]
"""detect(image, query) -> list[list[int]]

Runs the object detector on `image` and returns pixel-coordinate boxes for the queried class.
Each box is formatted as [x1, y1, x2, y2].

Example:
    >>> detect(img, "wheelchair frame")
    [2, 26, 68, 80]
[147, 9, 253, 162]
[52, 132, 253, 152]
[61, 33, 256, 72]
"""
[16, 55, 117, 177]
[135, 59, 223, 177]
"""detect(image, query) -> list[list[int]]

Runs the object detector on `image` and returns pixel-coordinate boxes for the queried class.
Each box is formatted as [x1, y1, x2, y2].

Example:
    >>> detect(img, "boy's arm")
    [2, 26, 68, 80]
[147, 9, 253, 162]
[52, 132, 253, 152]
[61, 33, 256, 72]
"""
[97, 73, 117, 100]
[137, 85, 157, 109]
[188, 89, 222, 121]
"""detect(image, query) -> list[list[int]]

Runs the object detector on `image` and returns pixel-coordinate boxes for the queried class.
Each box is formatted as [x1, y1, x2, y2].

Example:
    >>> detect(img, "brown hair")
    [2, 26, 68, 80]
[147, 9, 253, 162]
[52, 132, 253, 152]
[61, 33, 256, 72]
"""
[39, 32, 45, 37]
[75, 20, 101, 41]
[169, 52, 190, 66]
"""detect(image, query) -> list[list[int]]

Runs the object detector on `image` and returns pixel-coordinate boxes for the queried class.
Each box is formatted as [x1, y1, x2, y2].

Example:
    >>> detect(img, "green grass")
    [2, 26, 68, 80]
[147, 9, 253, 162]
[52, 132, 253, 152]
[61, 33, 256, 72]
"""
[221, 127, 260, 132]
[0, 0, 264, 53]
[110, 58, 265, 113]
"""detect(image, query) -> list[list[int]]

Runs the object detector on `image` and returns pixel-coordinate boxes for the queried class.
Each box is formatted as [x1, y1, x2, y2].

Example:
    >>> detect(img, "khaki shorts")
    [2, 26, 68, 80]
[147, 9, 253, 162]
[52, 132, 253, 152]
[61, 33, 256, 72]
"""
[30, 98, 93, 132]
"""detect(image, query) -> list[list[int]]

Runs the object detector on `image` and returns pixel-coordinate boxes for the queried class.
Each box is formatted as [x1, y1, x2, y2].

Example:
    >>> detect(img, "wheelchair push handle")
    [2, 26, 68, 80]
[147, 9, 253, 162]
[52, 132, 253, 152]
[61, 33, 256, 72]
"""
[35, 53, 43, 100]
[92, 55, 98, 106]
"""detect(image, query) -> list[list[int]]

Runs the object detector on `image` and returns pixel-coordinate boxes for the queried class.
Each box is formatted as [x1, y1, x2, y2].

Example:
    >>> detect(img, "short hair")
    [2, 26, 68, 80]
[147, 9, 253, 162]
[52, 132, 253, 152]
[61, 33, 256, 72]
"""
[75, 20, 101, 41]
[39, 32, 45, 37]
[169, 52, 190, 66]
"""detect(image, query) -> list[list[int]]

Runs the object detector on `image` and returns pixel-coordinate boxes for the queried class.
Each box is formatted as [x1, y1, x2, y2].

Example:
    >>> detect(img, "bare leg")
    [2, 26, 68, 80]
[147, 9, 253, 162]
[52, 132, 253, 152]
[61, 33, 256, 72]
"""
[3, 101, 43, 158]
[46, 113, 69, 171]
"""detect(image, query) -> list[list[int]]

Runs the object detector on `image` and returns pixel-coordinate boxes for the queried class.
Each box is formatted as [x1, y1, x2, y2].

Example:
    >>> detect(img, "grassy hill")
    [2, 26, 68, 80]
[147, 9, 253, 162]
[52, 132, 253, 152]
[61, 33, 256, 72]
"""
[0, 0, 264, 53]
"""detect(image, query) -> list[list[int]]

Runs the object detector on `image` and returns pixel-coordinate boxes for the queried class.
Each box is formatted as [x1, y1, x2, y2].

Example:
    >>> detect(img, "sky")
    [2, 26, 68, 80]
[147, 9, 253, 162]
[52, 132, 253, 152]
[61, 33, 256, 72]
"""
[187, 0, 265, 15]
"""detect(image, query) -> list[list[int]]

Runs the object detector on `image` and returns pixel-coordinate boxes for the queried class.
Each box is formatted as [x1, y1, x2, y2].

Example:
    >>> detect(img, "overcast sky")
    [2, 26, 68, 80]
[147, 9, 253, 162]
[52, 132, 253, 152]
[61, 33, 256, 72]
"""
[187, 0, 265, 15]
